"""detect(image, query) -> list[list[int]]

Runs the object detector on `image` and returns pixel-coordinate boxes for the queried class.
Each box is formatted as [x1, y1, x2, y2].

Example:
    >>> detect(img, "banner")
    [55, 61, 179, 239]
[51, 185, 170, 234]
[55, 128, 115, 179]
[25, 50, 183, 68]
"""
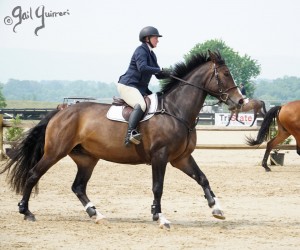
[215, 113, 256, 126]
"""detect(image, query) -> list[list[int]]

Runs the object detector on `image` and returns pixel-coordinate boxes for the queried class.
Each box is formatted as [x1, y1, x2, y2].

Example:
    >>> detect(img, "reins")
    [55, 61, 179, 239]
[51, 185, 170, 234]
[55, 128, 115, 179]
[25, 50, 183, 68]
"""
[150, 63, 238, 132]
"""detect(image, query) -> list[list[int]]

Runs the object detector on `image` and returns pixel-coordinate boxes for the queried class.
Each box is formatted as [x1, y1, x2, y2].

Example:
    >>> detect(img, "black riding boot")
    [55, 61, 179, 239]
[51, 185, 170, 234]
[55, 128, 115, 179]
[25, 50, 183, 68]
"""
[125, 104, 144, 146]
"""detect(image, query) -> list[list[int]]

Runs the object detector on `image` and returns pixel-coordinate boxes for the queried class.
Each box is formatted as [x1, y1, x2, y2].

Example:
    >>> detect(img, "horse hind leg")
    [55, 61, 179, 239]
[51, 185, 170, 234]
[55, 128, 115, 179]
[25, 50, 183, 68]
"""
[262, 131, 290, 172]
[18, 155, 61, 221]
[69, 152, 105, 223]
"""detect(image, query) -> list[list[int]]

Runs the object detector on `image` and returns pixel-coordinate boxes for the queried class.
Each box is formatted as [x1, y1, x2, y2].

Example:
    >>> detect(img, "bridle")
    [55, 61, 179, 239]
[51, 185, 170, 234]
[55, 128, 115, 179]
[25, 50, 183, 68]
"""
[152, 62, 240, 133]
[170, 63, 238, 103]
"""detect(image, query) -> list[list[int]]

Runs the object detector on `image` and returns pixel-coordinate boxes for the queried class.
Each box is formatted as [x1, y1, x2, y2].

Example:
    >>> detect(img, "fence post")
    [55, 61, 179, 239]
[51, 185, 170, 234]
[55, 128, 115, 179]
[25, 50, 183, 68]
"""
[0, 114, 3, 161]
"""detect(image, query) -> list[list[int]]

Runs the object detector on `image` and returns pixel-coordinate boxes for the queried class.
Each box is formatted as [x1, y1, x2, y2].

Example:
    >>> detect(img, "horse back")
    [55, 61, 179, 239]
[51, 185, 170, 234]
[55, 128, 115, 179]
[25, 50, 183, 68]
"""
[278, 101, 300, 138]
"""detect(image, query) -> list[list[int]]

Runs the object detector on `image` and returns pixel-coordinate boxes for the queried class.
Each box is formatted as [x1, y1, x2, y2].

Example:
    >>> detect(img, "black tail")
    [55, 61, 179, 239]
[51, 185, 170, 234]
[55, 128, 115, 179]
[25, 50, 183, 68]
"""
[246, 106, 281, 146]
[0, 110, 60, 194]
[261, 100, 267, 115]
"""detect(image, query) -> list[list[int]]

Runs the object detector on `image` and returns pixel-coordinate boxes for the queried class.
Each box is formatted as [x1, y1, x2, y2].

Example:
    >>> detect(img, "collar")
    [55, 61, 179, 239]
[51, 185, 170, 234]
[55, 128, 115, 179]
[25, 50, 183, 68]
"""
[146, 43, 153, 52]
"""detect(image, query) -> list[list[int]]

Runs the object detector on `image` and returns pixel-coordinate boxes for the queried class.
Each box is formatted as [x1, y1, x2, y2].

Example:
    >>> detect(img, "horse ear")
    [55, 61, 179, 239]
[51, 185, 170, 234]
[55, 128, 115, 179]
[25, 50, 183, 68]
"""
[208, 50, 216, 63]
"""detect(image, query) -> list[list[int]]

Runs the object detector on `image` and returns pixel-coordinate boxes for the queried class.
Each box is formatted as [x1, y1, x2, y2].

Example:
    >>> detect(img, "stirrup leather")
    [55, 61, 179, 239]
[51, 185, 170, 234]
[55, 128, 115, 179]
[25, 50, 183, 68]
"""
[129, 129, 141, 145]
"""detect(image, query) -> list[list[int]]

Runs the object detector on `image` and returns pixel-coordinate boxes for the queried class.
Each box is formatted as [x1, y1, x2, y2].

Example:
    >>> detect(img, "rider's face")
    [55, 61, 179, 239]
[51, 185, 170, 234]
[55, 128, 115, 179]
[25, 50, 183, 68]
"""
[149, 36, 159, 48]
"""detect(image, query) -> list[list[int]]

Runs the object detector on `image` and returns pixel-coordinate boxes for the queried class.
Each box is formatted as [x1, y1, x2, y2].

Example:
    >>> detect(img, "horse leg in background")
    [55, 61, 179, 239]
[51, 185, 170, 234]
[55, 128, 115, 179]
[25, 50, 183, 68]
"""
[226, 111, 234, 126]
[250, 109, 258, 127]
[69, 153, 105, 223]
[18, 155, 63, 221]
[261, 126, 290, 171]
[234, 112, 245, 125]
[171, 155, 225, 220]
[150, 154, 170, 229]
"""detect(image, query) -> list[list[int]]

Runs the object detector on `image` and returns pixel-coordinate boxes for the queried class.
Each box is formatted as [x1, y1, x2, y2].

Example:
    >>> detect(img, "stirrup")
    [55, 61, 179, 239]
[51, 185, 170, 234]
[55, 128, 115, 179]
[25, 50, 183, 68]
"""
[129, 130, 141, 145]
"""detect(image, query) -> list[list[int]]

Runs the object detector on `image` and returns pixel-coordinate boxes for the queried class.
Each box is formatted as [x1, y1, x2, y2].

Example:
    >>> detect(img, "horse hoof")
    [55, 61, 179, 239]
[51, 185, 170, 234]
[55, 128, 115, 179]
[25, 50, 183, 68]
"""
[94, 213, 106, 224]
[24, 214, 36, 222]
[265, 167, 271, 172]
[152, 213, 159, 221]
[159, 222, 171, 230]
[95, 218, 108, 224]
[212, 209, 225, 220]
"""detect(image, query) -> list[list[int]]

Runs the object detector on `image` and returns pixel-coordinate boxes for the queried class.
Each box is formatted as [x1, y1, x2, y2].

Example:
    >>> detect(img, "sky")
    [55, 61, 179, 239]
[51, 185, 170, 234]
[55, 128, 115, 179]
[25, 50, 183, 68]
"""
[0, 0, 299, 85]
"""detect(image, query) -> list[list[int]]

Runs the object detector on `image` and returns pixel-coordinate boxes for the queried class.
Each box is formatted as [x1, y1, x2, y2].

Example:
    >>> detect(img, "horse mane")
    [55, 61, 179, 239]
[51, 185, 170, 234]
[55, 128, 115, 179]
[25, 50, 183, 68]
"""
[159, 50, 225, 94]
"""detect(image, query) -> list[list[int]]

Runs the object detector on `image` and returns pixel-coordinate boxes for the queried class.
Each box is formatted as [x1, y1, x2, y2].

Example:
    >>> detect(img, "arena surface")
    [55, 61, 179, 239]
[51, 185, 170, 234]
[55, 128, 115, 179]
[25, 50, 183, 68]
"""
[1, 129, 299, 249]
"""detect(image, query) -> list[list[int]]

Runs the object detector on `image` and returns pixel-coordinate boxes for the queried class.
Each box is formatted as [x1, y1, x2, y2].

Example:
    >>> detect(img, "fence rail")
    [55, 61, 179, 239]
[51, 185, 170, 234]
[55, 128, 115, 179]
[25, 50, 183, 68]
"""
[0, 114, 296, 161]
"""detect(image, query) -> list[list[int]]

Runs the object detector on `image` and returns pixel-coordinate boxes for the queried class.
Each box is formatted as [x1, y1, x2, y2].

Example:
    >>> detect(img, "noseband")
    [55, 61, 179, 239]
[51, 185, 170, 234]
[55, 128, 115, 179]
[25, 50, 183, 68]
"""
[170, 63, 237, 103]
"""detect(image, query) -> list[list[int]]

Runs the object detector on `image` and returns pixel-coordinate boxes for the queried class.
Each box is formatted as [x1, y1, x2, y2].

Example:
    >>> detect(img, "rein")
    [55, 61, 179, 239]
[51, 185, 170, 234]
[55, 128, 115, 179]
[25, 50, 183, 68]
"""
[170, 66, 237, 103]
[151, 63, 238, 132]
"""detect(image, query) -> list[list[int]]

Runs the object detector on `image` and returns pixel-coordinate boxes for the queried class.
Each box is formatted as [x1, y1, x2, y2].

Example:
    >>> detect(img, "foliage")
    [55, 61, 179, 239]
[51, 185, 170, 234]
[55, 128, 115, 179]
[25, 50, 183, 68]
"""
[5, 100, 58, 109]
[253, 76, 300, 102]
[3, 79, 119, 102]
[0, 83, 7, 108]
[184, 39, 261, 98]
[5, 115, 24, 142]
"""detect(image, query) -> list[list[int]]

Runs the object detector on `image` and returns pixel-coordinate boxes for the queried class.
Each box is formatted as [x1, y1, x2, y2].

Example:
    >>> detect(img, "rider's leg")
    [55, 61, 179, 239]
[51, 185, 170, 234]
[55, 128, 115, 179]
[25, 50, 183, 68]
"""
[125, 104, 144, 145]
[116, 83, 146, 146]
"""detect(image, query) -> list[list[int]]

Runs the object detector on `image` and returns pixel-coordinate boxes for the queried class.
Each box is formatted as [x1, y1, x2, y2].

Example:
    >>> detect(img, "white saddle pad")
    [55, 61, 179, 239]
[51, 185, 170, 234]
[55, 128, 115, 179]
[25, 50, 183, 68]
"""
[106, 94, 158, 123]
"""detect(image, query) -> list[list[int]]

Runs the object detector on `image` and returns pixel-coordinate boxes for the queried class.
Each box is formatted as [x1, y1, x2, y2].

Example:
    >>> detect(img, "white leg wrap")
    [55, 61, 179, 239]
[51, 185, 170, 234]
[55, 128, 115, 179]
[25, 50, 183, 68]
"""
[84, 202, 106, 222]
[158, 213, 171, 228]
[84, 202, 95, 211]
[212, 197, 222, 211]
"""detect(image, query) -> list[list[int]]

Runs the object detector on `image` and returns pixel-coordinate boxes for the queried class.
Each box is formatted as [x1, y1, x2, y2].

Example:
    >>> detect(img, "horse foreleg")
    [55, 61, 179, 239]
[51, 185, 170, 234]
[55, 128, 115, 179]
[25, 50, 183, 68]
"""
[70, 154, 105, 223]
[226, 112, 234, 126]
[151, 156, 170, 229]
[171, 155, 225, 220]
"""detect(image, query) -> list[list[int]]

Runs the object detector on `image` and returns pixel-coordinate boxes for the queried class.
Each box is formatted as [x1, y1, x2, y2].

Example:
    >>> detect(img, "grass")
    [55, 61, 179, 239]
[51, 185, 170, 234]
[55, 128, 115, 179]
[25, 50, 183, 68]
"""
[4, 100, 59, 109]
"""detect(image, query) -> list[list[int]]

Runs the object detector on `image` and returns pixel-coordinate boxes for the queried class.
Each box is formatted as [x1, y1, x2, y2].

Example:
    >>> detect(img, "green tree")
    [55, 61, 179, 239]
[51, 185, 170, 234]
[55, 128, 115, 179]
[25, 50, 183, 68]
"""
[184, 39, 261, 98]
[5, 115, 24, 142]
[0, 83, 7, 108]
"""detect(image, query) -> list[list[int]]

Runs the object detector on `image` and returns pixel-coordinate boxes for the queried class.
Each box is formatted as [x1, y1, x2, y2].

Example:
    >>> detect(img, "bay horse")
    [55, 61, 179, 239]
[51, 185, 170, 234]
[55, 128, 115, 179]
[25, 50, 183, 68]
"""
[226, 99, 267, 126]
[246, 100, 300, 172]
[0, 51, 243, 229]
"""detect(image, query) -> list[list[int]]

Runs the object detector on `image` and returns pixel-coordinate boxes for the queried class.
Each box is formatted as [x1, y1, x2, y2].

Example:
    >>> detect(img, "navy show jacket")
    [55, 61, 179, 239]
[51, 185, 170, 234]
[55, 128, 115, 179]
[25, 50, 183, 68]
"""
[118, 43, 161, 95]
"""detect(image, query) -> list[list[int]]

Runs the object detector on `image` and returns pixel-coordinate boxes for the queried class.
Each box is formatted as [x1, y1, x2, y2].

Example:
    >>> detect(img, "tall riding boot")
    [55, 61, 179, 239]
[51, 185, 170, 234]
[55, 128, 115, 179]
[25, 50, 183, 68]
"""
[125, 104, 144, 146]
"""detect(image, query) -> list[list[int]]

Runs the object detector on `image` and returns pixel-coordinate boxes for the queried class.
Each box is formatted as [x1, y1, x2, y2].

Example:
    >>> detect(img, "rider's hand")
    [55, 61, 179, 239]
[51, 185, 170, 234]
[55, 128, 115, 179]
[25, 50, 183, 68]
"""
[155, 68, 172, 79]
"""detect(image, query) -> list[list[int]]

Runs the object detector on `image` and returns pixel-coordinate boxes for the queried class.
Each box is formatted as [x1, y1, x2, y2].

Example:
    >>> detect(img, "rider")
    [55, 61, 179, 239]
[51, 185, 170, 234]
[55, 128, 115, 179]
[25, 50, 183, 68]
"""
[240, 83, 247, 98]
[117, 26, 171, 146]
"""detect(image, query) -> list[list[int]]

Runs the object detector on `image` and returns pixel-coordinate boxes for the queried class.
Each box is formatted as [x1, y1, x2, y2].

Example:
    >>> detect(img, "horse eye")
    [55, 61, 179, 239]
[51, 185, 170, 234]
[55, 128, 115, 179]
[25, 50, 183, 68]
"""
[224, 71, 229, 77]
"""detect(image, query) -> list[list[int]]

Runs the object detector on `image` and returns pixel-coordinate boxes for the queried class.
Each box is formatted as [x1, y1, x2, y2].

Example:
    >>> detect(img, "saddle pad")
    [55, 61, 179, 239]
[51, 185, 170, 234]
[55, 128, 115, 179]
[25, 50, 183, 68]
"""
[106, 93, 158, 123]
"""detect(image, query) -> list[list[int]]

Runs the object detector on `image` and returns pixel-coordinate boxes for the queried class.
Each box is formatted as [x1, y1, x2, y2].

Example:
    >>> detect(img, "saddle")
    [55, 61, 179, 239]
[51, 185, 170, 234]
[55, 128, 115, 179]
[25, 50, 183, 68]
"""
[112, 96, 151, 121]
[107, 95, 157, 122]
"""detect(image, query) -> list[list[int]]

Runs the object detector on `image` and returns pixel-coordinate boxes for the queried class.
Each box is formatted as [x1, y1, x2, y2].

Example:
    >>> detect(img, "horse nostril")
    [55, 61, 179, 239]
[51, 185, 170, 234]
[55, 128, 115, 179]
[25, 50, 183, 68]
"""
[238, 99, 244, 105]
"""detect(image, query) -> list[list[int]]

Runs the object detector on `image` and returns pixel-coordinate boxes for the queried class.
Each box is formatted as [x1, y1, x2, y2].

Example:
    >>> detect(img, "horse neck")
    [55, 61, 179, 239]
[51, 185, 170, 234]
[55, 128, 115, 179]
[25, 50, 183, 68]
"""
[164, 65, 212, 125]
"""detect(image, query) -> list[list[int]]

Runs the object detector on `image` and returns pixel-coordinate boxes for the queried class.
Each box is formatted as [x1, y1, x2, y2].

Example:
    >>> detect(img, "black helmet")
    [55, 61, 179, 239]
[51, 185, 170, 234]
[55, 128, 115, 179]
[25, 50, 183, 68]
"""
[139, 26, 162, 42]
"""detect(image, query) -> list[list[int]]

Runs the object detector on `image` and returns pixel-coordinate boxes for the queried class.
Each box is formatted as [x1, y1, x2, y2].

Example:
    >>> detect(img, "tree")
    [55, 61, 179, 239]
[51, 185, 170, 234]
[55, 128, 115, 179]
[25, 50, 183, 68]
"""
[0, 83, 7, 108]
[184, 39, 261, 98]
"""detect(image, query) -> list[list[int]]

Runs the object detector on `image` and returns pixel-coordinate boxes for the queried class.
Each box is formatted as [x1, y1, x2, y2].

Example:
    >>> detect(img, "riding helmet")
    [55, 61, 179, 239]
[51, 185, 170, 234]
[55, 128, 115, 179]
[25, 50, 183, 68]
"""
[139, 26, 162, 42]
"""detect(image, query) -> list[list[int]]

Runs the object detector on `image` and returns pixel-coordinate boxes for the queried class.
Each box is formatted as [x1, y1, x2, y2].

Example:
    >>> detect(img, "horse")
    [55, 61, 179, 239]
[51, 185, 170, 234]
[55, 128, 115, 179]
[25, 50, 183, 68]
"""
[0, 50, 244, 229]
[226, 99, 267, 126]
[246, 100, 300, 172]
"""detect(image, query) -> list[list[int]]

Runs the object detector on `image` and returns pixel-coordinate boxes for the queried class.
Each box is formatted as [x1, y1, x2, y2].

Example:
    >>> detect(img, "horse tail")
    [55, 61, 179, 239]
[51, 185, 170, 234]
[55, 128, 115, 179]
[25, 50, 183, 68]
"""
[246, 106, 281, 146]
[261, 100, 267, 115]
[0, 110, 60, 195]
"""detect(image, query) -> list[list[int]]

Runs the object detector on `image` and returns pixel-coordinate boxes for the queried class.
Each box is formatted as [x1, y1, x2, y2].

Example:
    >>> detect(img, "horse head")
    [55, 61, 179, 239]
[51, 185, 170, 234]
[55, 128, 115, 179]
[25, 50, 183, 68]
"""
[206, 50, 244, 110]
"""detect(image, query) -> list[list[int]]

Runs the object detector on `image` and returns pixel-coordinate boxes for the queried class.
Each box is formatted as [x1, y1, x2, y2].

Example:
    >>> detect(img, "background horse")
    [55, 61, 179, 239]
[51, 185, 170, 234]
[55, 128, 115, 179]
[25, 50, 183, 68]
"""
[246, 100, 300, 171]
[226, 99, 267, 126]
[0, 51, 243, 229]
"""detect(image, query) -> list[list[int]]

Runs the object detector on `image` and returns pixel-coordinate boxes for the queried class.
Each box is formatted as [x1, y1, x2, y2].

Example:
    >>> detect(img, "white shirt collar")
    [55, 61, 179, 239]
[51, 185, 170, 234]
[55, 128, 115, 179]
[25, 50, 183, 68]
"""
[146, 43, 153, 52]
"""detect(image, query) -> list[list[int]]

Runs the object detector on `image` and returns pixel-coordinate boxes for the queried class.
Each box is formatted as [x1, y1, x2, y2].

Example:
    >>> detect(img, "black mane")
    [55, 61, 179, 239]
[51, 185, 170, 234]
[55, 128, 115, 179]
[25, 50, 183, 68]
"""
[159, 50, 225, 94]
